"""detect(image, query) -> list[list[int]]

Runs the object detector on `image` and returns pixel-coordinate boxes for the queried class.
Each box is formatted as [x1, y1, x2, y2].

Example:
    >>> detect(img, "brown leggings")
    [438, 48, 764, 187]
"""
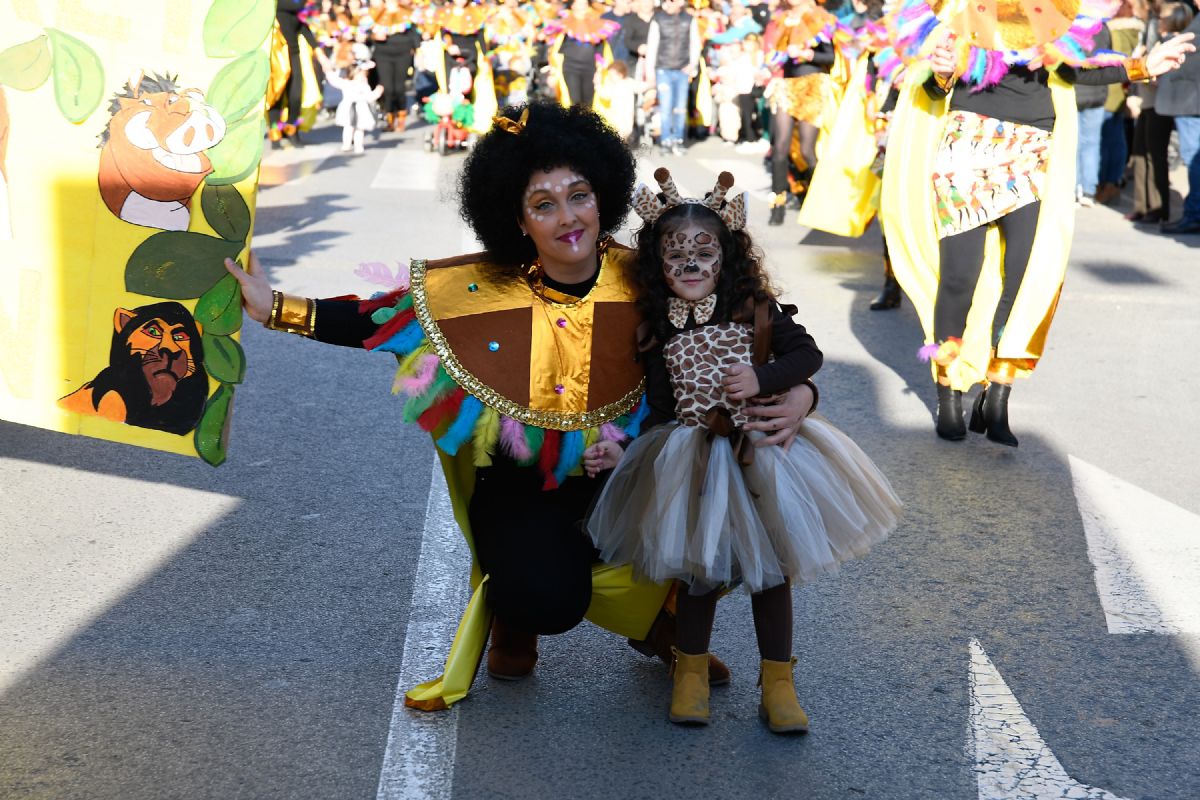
[676, 580, 792, 661]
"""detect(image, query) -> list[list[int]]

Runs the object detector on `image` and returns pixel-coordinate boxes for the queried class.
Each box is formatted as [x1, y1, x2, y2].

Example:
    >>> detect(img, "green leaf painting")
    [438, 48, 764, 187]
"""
[125, 231, 243, 299]
[205, 115, 266, 186]
[200, 184, 252, 242]
[206, 51, 269, 123]
[0, 36, 51, 91]
[194, 383, 234, 467]
[203, 0, 276, 58]
[202, 333, 246, 385]
[194, 272, 243, 336]
[45, 29, 103, 123]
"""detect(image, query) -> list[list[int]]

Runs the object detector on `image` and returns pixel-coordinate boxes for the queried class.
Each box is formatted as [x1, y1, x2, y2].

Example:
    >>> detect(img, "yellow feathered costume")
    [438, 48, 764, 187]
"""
[880, 54, 1078, 391]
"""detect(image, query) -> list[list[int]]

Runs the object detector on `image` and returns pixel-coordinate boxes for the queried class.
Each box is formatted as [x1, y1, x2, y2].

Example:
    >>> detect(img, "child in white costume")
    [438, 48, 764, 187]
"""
[325, 56, 383, 153]
[584, 169, 901, 733]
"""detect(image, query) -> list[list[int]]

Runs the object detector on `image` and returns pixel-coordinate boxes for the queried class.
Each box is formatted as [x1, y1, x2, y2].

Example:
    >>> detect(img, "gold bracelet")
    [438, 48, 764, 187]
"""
[1125, 56, 1151, 83]
[933, 71, 956, 92]
[265, 290, 317, 337]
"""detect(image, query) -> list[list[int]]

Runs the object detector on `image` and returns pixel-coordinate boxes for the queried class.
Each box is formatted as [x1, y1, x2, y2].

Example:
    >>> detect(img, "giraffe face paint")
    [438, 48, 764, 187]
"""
[520, 166, 601, 268]
[660, 223, 721, 301]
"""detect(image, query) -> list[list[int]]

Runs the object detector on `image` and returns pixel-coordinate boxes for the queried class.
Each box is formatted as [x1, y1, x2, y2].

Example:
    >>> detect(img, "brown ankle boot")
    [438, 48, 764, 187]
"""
[758, 657, 808, 733]
[627, 608, 731, 685]
[487, 618, 538, 680]
[669, 647, 711, 725]
[395, 110, 407, 131]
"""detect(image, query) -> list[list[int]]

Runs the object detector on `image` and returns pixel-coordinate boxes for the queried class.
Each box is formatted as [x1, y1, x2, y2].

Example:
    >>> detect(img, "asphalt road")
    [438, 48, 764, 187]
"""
[2, 119, 1198, 800]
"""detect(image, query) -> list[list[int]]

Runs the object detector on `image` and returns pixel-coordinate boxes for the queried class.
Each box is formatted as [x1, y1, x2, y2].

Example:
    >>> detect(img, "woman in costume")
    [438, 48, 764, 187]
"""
[586, 169, 901, 732]
[881, 0, 1193, 445]
[268, 0, 331, 146]
[222, 102, 815, 711]
[543, 0, 621, 108]
[763, 0, 838, 225]
[435, 0, 490, 77]
[370, 0, 423, 131]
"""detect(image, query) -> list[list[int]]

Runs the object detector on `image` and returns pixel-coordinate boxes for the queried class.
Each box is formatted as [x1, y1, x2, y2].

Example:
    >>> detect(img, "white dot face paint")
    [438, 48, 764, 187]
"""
[660, 222, 722, 302]
[520, 166, 601, 274]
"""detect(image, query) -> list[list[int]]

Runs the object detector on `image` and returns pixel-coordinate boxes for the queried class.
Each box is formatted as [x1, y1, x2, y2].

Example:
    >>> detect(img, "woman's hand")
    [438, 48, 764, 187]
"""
[723, 363, 761, 400]
[223, 251, 274, 324]
[742, 382, 815, 450]
[1146, 32, 1195, 77]
[583, 440, 624, 477]
[929, 29, 957, 81]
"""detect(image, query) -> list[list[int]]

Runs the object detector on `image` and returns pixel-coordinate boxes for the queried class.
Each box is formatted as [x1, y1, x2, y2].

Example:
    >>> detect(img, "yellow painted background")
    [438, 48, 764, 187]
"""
[0, 0, 267, 459]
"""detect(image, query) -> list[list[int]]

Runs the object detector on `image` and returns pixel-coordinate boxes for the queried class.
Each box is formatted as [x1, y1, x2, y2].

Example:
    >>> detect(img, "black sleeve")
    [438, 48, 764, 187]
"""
[639, 344, 678, 431]
[808, 41, 835, 67]
[753, 303, 823, 396]
[1059, 63, 1130, 86]
[924, 73, 950, 100]
[312, 299, 383, 348]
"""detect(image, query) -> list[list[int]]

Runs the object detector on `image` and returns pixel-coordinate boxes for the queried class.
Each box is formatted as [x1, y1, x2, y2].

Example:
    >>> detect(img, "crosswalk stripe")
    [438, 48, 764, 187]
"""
[371, 149, 442, 191]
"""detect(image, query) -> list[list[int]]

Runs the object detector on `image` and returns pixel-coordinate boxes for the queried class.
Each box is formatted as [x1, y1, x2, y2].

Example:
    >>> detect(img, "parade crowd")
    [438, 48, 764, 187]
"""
[270, 0, 1200, 234]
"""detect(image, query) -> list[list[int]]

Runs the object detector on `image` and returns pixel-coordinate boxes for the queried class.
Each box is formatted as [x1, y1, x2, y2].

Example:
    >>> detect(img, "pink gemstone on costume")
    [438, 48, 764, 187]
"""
[556, 318, 567, 328]
[554, 384, 565, 394]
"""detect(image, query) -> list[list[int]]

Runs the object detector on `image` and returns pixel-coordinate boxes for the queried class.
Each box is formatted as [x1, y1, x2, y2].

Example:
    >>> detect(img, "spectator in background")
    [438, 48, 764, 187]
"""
[1096, 2, 1146, 204]
[623, 0, 656, 68]
[1076, 23, 1114, 206]
[603, 0, 633, 64]
[1126, 0, 1178, 223]
[647, 0, 702, 155]
[1157, 5, 1200, 233]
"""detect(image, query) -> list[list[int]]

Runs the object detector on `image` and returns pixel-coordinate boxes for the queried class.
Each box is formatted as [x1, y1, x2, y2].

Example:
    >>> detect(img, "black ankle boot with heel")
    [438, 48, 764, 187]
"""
[935, 384, 966, 441]
[969, 384, 1018, 447]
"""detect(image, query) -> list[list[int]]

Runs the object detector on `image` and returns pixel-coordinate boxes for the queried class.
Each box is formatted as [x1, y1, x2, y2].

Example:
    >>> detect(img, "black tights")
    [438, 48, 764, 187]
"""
[771, 114, 818, 194]
[676, 581, 792, 662]
[270, 11, 319, 127]
[563, 69, 595, 109]
[933, 201, 1040, 343]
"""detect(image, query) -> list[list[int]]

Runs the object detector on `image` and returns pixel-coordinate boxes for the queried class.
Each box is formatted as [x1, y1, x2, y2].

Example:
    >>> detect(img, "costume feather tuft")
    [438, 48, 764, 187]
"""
[539, 429, 562, 490]
[599, 422, 629, 443]
[623, 398, 650, 439]
[472, 407, 502, 467]
[917, 343, 941, 362]
[521, 426, 544, 468]
[403, 368, 456, 423]
[436, 394, 484, 455]
[418, 388, 465, 432]
[553, 430, 586, 487]
[400, 354, 441, 396]
[499, 416, 533, 462]
[373, 319, 426, 355]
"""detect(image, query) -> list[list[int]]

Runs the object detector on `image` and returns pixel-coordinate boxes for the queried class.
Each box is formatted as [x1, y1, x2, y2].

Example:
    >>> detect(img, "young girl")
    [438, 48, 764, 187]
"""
[584, 169, 901, 733]
[324, 54, 383, 154]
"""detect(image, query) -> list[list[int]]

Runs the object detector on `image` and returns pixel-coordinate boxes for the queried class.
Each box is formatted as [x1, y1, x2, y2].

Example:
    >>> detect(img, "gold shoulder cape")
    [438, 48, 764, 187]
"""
[880, 65, 1077, 390]
[360, 244, 667, 710]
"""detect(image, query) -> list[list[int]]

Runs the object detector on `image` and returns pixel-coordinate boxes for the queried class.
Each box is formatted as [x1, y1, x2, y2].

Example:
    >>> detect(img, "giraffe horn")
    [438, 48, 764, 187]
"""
[706, 171, 735, 211]
[632, 183, 665, 224]
[720, 191, 748, 231]
[653, 167, 685, 206]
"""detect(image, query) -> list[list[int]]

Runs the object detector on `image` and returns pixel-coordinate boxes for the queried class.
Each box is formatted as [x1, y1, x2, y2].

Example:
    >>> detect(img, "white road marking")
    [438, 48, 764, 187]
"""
[375, 459, 468, 800]
[371, 150, 441, 192]
[970, 638, 1128, 800]
[1069, 455, 1200, 636]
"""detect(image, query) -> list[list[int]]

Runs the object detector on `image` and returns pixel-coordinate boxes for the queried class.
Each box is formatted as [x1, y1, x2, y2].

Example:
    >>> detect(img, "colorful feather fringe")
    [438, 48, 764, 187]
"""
[369, 290, 649, 490]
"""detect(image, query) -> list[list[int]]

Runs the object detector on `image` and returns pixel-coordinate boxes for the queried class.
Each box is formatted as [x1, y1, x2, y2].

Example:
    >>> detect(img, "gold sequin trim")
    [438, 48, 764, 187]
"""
[409, 258, 645, 431]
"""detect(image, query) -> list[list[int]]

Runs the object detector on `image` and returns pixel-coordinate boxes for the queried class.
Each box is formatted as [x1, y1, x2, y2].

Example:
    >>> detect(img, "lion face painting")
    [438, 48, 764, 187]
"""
[97, 72, 227, 231]
[58, 301, 209, 435]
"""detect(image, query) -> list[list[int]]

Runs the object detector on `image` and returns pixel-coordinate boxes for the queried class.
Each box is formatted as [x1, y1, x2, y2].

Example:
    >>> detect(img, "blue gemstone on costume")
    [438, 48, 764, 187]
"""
[488, 341, 500, 352]
[468, 283, 478, 292]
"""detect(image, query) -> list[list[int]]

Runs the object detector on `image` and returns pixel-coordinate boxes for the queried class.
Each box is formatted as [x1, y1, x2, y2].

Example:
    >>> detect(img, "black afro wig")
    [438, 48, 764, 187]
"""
[458, 101, 637, 267]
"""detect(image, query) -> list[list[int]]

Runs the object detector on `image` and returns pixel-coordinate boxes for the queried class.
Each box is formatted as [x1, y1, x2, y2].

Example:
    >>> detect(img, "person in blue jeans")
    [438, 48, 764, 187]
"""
[1156, 14, 1200, 233]
[646, 0, 700, 155]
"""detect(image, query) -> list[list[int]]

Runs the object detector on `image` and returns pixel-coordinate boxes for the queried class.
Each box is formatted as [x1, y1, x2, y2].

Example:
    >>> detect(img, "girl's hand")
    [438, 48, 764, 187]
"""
[723, 363, 761, 400]
[743, 382, 814, 451]
[223, 251, 274, 324]
[583, 440, 624, 477]
[1146, 32, 1195, 77]
[929, 29, 957, 80]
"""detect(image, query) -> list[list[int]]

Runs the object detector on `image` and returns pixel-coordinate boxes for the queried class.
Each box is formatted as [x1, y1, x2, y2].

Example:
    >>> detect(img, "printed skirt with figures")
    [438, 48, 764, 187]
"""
[932, 110, 1051, 239]
[587, 322, 902, 595]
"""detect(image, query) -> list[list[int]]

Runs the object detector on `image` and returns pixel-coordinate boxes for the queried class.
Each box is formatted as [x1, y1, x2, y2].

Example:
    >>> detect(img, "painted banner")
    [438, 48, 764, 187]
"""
[0, 0, 275, 465]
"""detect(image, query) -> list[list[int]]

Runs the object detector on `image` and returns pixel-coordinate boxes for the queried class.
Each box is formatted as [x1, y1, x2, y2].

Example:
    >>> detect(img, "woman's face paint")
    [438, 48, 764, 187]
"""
[520, 165, 601, 270]
[659, 222, 722, 301]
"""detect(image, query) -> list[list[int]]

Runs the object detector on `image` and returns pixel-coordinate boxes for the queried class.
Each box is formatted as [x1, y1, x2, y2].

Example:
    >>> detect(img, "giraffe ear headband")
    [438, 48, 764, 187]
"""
[632, 168, 747, 232]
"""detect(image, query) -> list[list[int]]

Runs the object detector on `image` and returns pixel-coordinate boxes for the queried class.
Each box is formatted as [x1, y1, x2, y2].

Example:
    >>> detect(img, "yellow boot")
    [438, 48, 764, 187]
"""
[669, 647, 711, 725]
[758, 657, 809, 734]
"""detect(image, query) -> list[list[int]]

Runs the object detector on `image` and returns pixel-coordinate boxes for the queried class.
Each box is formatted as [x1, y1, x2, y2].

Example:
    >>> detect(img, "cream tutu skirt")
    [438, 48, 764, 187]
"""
[586, 415, 902, 594]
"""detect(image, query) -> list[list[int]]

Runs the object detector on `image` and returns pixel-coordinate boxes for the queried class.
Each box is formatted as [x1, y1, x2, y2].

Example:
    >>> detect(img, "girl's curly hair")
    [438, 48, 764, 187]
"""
[633, 203, 778, 345]
[458, 101, 637, 267]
